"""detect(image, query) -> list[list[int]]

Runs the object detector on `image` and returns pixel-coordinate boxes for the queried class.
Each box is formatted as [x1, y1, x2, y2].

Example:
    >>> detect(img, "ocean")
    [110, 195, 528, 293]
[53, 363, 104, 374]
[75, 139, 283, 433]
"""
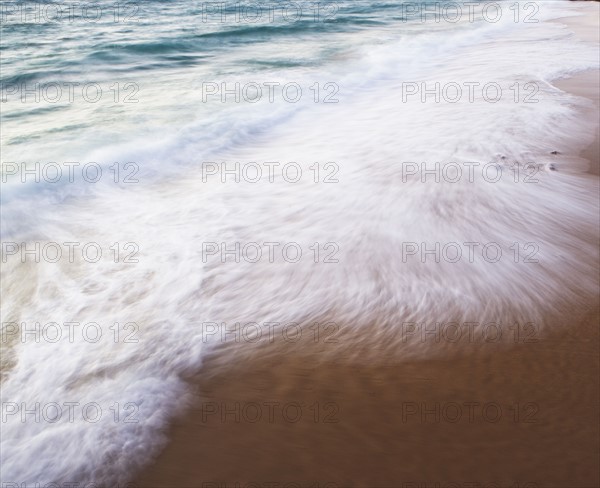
[1, 1, 599, 486]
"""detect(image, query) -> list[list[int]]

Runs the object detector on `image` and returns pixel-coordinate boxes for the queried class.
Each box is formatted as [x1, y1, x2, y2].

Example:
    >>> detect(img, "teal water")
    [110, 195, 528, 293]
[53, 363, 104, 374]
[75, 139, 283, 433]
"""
[0, 0, 480, 172]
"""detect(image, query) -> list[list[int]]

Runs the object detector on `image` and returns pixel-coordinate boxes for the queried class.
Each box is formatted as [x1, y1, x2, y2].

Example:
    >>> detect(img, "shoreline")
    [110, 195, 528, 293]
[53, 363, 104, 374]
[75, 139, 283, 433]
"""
[556, 69, 600, 175]
[135, 5, 600, 488]
[138, 313, 599, 488]
[554, 2, 600, 175]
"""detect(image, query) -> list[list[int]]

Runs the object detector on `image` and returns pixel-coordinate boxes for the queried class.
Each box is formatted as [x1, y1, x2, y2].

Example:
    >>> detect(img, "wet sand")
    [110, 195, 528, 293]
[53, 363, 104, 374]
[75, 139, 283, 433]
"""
[136, 7, 600, 488]
[557, 69, 600, 176]
[554, 3, 600, 175]
[137, 310, 599, 488]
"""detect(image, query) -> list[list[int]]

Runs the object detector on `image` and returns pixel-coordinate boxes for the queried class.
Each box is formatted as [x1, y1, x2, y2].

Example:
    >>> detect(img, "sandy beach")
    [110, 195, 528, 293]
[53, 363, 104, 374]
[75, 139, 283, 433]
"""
[138, 314, 599, 488]
[555, 3, 600, 175]
[136, 5, 600, 488]
[2, 1, 599, 486]
[557, 70, 600, 175]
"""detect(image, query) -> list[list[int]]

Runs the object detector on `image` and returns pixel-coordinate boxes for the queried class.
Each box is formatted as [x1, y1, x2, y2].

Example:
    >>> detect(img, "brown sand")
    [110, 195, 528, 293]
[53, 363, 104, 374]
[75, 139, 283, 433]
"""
[554, 69, 600, 175]
[134, 304, 599, 488]
[136, 311, 599, 488]
[136, 7, 600, 488]
[554, 4, 600, 176]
